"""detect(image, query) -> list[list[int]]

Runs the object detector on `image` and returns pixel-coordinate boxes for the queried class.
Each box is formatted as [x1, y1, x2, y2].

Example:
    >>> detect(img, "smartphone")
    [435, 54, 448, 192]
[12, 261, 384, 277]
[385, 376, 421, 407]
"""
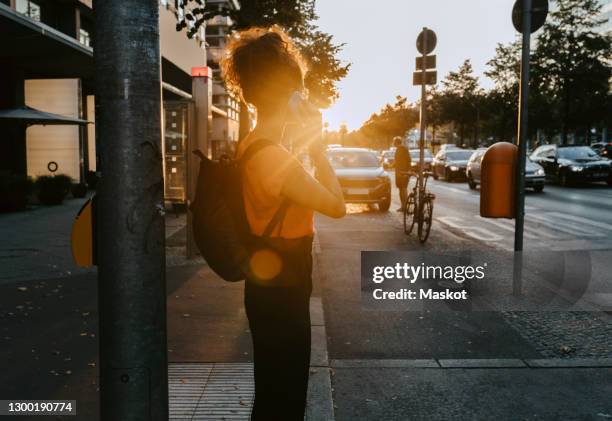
[286, 92, 323, 156]
[287, 91, 309, 126]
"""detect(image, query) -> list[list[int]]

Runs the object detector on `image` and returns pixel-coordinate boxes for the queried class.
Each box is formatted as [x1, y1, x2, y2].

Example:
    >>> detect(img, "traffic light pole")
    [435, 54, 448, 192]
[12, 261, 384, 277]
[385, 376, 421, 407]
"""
[94, 1, 169, 419]
[513, 0, 532, 295]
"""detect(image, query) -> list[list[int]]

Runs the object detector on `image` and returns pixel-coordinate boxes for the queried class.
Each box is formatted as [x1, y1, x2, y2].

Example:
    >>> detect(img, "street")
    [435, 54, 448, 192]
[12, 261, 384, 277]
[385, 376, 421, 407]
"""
[317, 176, 612, 420]
[1, 178, 611, 420]
[1, 0, 610, 419]
[429, 180, 612, 252]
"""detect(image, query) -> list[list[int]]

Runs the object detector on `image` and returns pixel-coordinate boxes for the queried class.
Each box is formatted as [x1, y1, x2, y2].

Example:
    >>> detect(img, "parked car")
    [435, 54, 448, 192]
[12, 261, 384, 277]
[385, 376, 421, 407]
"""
[591, 142, 612, 159]
[409, 149, 433, 171]
[327, 148, 392, 211]
[432, 149, 474, 181]
[466, 148, 545, 192]
[465, 148, 488, 189]
[381, 149, 395, 170]
[439, 144, 459, 152]
[530, 145, 612, 186]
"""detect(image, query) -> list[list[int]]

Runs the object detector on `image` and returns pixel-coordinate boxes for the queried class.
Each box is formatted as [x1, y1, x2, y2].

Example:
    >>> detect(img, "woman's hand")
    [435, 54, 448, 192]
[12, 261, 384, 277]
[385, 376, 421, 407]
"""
[287, 93, 325, 159]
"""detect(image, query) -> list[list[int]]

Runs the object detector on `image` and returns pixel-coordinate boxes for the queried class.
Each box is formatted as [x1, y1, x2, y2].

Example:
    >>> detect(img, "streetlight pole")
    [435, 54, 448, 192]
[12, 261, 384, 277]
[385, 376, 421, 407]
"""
[94, 1, 169, 419]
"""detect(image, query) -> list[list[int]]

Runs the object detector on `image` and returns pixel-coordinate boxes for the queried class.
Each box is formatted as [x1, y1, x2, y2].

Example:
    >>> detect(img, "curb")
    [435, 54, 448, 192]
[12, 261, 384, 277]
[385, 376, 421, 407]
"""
[329, 358, 612, 369]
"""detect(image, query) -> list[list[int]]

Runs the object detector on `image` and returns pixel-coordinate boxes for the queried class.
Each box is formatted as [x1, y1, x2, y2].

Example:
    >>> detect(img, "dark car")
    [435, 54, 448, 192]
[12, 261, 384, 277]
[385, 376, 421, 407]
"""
[591, 142, 612, 159]
[327, 148, 392, 211]
[466, 148, 545, 192]
[432, 149, 475, 181]
[530, 145, 612, 186]
[409, 149, 433, 171]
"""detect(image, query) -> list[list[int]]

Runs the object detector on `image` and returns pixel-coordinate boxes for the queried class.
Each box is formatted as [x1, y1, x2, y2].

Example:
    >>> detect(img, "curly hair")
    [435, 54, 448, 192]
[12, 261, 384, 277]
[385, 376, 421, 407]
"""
[221, 26, 308, 107]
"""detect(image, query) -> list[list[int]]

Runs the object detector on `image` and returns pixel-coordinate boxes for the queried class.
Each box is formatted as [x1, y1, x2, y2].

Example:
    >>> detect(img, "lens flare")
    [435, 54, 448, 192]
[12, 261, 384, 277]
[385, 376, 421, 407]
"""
[249, 248, 283, 282]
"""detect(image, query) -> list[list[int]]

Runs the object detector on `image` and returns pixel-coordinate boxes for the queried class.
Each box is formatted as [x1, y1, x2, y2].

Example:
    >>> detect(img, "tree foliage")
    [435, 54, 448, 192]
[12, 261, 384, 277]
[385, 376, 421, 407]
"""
[175, 0, 350, 109]
[356, 0, 611, 148]
[531, 0, 611, 143]
[355, 96, 419, 149]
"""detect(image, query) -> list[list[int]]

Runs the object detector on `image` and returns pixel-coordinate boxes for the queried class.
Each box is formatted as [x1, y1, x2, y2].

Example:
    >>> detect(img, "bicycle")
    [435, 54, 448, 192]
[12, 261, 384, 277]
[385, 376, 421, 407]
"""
[403, 170, 436, 243]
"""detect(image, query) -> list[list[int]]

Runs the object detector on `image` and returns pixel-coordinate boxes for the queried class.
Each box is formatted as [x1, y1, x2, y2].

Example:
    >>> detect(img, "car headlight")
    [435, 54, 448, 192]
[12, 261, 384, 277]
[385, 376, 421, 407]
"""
[535, 168, 545, 176]
[570, 165, 584, 172]
[450, 166, 459, 171]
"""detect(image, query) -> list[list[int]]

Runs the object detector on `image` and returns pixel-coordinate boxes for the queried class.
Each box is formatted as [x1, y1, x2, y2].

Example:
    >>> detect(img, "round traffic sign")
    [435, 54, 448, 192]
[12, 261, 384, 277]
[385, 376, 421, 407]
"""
[417, 29, 437, 55]
[512, 0, 549, 33]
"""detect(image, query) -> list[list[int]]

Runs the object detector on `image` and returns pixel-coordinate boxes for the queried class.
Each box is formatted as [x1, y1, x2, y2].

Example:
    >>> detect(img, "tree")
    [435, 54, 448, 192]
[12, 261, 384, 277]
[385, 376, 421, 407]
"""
[359, 96, 419, 149]
[439, 60, 485, 146]
[176, 0, 350, 109]
[483, 41, 521, 142]
[531, 0, 611, 144]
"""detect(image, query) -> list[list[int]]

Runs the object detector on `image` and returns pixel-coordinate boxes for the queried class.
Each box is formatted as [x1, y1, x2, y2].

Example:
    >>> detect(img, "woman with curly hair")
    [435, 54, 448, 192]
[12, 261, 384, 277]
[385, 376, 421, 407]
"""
[221, 26, 345, 420]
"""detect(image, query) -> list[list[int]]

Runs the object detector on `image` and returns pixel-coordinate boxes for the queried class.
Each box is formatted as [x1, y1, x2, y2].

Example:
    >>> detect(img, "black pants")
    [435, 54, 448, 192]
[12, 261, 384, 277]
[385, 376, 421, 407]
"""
[245, 236, 313, 421]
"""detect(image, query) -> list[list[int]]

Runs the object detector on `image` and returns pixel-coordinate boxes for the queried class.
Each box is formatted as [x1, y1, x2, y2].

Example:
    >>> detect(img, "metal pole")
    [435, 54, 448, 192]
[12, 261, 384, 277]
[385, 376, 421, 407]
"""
[514, 0, 532, 253]
[94, 0, 169, 419]
[513, 0, 532, 296]
[419, 28, 427, 198]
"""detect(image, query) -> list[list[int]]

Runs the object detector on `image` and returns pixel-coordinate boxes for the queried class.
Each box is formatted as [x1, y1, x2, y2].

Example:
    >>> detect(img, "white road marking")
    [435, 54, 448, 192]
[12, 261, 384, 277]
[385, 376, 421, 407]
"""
[542, 212, 612, 232]
[526, 213, 605, 237]
[475, 217, 538, 240]
[436, 216, 504, 241]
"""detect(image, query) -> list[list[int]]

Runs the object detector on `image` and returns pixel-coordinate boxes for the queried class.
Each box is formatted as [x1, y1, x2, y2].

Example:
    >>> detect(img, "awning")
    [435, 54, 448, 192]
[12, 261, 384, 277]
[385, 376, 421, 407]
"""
[0, 106, 90, 126]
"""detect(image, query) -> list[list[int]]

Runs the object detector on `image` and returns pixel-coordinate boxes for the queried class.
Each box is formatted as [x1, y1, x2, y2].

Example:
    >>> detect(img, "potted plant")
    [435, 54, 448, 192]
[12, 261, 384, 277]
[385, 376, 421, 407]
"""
[35, 174, 72, 205]
[71, 183, 88, 198]
[0, 173, 34, 212]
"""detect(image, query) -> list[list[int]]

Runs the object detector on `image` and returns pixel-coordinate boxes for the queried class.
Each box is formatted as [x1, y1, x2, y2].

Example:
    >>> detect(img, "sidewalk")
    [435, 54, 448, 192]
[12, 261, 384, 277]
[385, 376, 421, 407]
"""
[1, 201, 611, 420]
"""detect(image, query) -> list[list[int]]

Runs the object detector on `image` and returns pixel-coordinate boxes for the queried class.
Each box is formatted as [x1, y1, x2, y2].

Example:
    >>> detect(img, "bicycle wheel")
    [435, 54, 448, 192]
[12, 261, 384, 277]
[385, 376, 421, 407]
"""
[418, 198, 434, 243]
[403, 192, 416, 235]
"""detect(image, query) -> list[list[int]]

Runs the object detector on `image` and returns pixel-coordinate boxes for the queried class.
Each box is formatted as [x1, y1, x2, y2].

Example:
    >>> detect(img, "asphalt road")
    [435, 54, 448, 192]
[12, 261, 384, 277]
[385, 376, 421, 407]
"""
[315, 174, 612, 360]
[316, 174, 612, 420]
[429, 179, 612, 252]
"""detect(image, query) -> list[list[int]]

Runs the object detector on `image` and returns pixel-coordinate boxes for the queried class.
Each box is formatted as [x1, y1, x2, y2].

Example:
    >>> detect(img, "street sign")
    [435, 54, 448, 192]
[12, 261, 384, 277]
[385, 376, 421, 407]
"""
[416, 29, 437, 55]
[413, 71, 437, 86]
[416, 55, 436, 70]
[512, 0, 549, 33]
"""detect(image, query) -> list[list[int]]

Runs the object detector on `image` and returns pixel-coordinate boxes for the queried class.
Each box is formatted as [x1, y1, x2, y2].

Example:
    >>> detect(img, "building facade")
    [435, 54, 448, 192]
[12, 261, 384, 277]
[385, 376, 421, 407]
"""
[0, 0, 208, 191]
[205, 0, 242, 158]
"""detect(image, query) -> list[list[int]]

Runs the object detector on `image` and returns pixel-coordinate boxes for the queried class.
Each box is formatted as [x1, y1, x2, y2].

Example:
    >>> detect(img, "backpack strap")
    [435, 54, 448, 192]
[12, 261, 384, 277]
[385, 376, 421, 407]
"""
[239, 139, 291, 238]
[261, 199, 290, 238]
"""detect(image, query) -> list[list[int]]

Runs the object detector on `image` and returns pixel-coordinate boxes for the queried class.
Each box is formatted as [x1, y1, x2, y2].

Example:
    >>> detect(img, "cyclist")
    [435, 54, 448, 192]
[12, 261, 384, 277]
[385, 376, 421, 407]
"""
[393, 137, 411, 211]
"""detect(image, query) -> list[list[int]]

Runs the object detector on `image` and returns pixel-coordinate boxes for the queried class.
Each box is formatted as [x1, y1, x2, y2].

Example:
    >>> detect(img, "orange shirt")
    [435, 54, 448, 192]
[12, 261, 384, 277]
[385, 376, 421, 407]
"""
[237, 138, 314, 239]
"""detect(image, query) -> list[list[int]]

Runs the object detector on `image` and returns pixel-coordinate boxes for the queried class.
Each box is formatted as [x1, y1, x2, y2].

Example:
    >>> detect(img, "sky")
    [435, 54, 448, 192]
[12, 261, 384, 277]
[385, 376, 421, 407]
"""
[314, 0, 520, 131]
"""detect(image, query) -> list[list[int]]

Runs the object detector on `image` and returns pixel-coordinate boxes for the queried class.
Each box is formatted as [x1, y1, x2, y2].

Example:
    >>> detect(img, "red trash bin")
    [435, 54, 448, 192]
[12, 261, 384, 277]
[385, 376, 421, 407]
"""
[480, 142, 517, 219]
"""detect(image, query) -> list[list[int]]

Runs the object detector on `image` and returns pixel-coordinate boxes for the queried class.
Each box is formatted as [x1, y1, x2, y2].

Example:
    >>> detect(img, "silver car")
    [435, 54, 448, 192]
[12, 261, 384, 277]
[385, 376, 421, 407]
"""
[466, 148, 546, 193]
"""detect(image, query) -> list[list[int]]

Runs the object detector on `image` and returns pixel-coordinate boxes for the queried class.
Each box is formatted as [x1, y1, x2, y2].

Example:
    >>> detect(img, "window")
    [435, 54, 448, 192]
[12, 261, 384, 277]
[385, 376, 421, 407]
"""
[207, 25, 220, 35]
[79, 29, 91, 47]
[327, 150, 380, 169]
[16, 0, 41, 21]
[207, 37, 221, 47]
